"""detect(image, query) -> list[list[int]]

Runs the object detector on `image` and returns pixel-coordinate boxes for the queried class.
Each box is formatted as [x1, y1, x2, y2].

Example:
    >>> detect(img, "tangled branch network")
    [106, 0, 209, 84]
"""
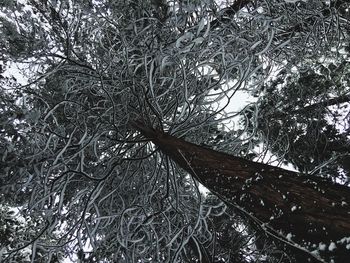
[1, 0, 348, 262]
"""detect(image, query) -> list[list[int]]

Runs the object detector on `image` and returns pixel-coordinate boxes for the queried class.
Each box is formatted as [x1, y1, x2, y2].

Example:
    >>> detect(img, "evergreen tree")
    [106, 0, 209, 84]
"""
[0, 0, 349, 262]
[245, 58, 350, 183]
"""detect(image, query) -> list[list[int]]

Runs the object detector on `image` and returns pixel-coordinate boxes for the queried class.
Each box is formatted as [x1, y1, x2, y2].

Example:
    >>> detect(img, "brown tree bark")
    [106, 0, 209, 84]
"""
[132, 121, 350, 262]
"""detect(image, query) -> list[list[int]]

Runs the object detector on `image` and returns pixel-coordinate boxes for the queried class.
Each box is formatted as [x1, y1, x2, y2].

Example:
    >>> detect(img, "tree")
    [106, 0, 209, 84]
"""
[1, 0, 350, 262]
[132, 120, 350, 263]
[244, 56, 350, 183]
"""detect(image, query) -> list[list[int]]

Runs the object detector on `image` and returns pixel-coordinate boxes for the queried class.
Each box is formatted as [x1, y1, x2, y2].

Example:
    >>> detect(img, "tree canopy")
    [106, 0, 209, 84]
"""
[1, 0, 350, 262]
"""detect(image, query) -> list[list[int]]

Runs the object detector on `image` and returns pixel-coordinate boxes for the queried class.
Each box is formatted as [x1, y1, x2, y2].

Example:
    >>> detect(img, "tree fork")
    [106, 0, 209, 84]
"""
[131, 120, 350, 261]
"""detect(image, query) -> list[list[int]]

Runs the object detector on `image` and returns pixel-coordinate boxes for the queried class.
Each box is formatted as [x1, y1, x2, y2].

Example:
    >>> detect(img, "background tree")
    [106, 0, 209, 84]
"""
[243, 55, 350, 183]
[0, 0, 349, 262]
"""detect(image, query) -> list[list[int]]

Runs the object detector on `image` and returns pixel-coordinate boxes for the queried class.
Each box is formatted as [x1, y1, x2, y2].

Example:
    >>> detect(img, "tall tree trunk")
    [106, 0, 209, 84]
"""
[132, 121, 350, 262]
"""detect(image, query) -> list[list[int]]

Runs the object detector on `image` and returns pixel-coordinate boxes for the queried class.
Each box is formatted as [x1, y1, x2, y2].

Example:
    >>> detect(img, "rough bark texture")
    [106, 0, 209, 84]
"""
[132, 121, 350, 262]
